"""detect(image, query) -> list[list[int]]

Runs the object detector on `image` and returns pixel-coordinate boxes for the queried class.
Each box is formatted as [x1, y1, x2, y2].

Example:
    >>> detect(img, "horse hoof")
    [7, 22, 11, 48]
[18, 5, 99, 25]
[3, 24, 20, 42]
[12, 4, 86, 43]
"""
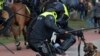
[16, 42, 21, 50]
[26, 45, 30, 49]
[17, 46, 22, 50]
[24, 42, 30, 49]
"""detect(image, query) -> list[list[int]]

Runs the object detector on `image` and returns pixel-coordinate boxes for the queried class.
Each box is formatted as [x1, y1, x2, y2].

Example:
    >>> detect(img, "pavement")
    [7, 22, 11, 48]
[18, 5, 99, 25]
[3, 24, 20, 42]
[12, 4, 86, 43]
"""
[0, 30, 100, 56]
[65, 30, 100, 56]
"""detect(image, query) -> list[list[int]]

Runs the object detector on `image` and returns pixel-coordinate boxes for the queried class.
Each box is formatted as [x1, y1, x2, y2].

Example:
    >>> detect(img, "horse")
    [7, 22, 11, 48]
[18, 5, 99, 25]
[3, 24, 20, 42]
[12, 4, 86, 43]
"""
[9, 1, 30, 50]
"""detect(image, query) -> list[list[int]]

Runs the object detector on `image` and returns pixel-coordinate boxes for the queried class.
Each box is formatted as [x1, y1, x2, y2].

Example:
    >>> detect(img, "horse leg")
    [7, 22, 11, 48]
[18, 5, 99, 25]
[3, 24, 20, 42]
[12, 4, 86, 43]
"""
[22, 28, 29, 49]
[18, 22, 29, 49]
[10, 26, 21, 50]
[14, 35, 21, 50]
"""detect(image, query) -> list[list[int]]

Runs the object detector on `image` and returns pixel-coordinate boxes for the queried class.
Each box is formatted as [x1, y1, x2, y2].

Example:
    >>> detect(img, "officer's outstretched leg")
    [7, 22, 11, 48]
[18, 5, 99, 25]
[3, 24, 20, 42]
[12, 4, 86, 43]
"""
[61, 34, 76, 51]
[54, 34, 76, 54]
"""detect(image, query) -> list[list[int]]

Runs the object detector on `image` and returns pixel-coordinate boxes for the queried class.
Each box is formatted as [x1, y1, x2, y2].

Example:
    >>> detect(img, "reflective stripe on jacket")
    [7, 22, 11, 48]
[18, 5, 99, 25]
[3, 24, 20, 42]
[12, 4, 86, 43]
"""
[63, 4, 69, 16]
[41, 11, 57, 23]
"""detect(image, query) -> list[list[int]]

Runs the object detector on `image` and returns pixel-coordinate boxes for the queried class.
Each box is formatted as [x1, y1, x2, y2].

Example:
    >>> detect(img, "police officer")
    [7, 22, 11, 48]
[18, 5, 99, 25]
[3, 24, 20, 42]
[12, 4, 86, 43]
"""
[0, 0, 5, 24]
[53, 0, 82, 52]
[53, 2, 76, 52]
[28, 2, 68, 56]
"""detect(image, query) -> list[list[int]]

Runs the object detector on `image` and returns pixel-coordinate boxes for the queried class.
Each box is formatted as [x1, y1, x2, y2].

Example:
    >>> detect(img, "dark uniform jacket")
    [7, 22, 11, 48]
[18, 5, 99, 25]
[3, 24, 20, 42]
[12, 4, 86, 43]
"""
[28, 13, 66, 43]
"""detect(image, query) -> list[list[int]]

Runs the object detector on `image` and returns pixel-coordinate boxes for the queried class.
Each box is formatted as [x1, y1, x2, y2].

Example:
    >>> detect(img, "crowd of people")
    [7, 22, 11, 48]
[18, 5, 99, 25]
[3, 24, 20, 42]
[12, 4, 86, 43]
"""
[0, 0, 100, 56]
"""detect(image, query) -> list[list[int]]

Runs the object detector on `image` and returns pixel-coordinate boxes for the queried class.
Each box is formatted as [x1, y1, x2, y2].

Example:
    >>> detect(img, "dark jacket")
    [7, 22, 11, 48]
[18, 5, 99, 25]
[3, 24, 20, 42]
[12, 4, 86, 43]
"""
[57, 14, 69, 29]
[28, 15, 66, 43]
[78, 2, 85, 12]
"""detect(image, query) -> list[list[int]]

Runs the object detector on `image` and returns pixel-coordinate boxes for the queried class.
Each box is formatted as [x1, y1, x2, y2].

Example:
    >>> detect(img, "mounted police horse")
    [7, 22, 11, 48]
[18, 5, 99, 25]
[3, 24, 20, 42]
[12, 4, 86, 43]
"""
[0, 0, 31, 50]
[9, 0, 31, 50]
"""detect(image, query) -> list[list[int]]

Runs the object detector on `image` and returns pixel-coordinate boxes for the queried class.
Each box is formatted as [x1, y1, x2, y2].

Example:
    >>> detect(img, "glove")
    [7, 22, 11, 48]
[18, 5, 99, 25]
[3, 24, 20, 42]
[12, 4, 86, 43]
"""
[76, 30, 84, 37]
[51, 32, 57, 43]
